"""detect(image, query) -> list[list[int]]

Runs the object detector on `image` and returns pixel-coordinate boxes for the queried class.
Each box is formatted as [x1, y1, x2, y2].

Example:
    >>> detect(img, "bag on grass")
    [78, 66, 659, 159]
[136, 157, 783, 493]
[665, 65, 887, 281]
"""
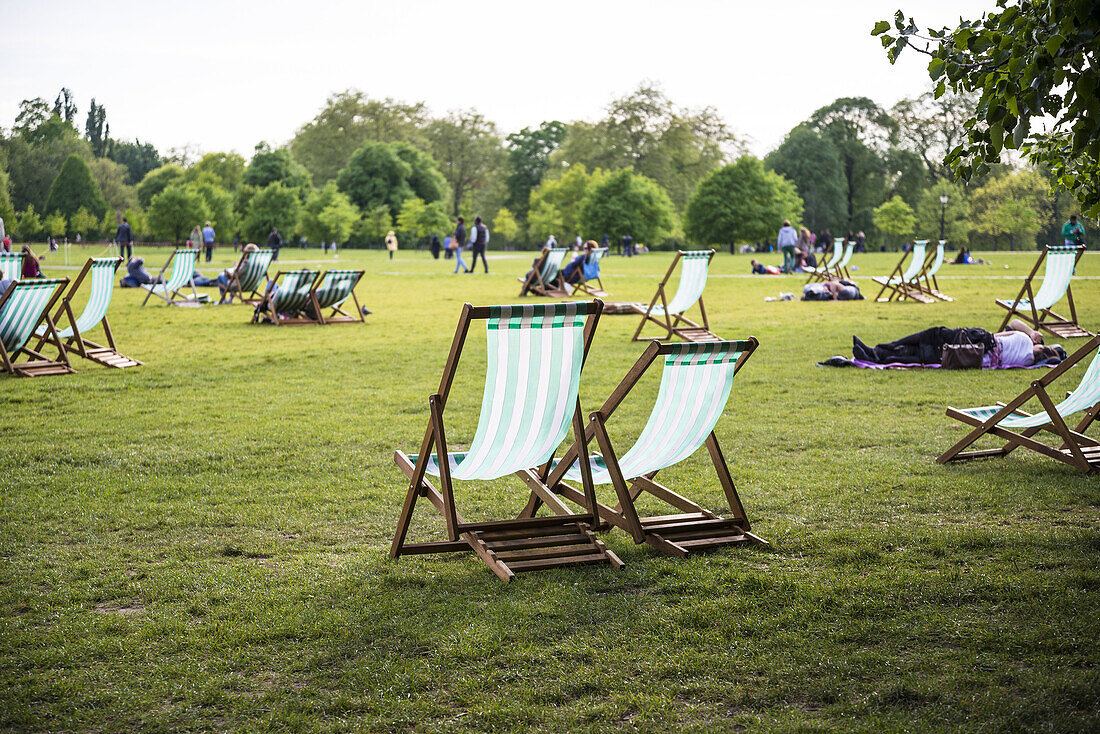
[941, 330, 984, 369]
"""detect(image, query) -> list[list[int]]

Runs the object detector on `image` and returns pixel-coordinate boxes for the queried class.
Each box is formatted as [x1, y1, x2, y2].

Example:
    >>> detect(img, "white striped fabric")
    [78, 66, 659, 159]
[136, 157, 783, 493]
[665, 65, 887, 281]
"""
[164, 249, 198, 292]
[38, 258, 117, 339]
[0, 279, 64, 353]
[410, 302, 593, 481]
[888, 240, 928, 284]
[959, 344, 1100, 429]
[540, 248, 569, 284]
[926, 241, 946, 278]
[1018, 246, 1078, 311]
[313, 270, 359, 309]
[237, 249, 275, 293]
[0, 252, 24, 280]
[562, 341, 750, 484]
[835, 240, 855, 270]
[273, 270, 318, 313]
[588, 247, 608, 265]
[650, 251, 711, 317]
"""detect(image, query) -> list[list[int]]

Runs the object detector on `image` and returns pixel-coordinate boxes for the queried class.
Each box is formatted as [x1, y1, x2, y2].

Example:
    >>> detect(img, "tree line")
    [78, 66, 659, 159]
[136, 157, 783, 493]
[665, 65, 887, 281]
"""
[0, 80, 1087, 251]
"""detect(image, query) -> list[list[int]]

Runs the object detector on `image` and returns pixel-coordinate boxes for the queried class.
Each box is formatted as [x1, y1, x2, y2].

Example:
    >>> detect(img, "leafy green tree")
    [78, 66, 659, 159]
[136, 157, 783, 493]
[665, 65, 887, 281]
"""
[764, 125, 846, 230]
[301, 182, 360, 245]
[493, 208, 519, 245]
[43, 211, 67, 238]
[108, 140, 161, 185]
[336, 141, 445, 219]
[136, 164, 185, 207]
[243, 143, 312, 194]
[45, 155, 108, 220]
[241, 182, 300, 243]
[527, 165, 607, 241]
[14, 205, 43, 242]
[122, 207, 145, 240]
[872, 195, 917, 248]
[684, 156, 803, 247]
[146, 184, 209, 242]
[504, 121, 567, 221]
[914, 180, 970, 245]
[84, 98, 110, 157]
[192, 183, 235, 236]
[875, 0, 1100, 216]
[0, 166, 15, 231]
[970, 169, 1049, 250]
[426, 110, 507, 217]
[2, 107, 92, 211]
[890, 90, 977, 183]
[52, 88, 77, 124]
[186, 152, 246, 192]
[290, 90, 430, 185]
[88, 157, 137, 215]
[580, 168, 676, 245]
[355, 205, 393, 246]
[70, 206, 103, 240]
[393, 143, 447, 206]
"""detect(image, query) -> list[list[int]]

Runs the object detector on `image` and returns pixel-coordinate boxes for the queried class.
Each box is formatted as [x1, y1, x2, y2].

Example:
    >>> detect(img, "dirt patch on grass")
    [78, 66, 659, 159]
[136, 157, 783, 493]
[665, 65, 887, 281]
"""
[95, 599, 144, 616]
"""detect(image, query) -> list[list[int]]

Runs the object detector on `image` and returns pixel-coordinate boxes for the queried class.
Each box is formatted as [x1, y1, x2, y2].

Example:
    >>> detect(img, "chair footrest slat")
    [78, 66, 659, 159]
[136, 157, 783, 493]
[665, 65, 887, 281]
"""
[483, 533, 592, 551]
[638, 512, 713, 526]
[459, 515, 592, 535]
[642, 517, 745, 534]
[504, 551, 612, 572]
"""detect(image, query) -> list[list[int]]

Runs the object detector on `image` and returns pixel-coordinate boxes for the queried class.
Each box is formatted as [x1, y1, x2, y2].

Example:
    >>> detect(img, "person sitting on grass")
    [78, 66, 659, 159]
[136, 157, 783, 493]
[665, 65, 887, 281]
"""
[21, 246, 44, 278]
[852, 319, 1064, 367]
[751, 259, 781, 275]
[119, 257, 163, 288]
[217, 243, 258, 303]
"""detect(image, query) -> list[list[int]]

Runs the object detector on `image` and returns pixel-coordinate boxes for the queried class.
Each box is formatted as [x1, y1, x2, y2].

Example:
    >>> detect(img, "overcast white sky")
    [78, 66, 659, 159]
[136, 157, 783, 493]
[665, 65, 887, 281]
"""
[1, 0, 995, 159]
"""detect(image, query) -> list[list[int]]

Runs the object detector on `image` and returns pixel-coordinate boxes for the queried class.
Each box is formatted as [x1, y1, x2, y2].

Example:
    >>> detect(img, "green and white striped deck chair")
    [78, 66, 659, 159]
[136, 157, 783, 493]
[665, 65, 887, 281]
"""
[141, 248, 200, 306]
[0, 277, 74, 377]
[519, 247, 570, 297]
[805, 238, 845, 283]
[632, 250, 719, 343]
[392, 300, 623, 582]
[34, 257, 140, 368]
[570, 246, 610, 298]
[306, 269, 364, 324]
[222, 248, 275, 304]
[252, 269, 320, 325]
[530, 339, 764, 556]
[0, 252, 24, 280]
[872, 240, 935, 303]
[915, 239, 952, 301]
[939, 333, 1100, 473]
[832, 238, 856, 280]
[996, 245, 1091, 338]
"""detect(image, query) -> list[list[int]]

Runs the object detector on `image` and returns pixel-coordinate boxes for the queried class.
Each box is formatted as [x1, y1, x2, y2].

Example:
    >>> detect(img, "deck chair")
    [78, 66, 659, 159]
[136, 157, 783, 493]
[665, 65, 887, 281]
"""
[805, 238, 845, 283]
[0, 278, 74, 377]
[518, 247, 570, 297]
[996, 245, 1091, 338]
[33, 257, 141, 368]
[141, 248, 200, 306]
[526, 339, 764, 556]
[871, 240, 935, 303]
[571, 247, 610, 298]
[915, 240, 952, 301]
[0, 252, 24, 280]
[221, 248, 275, 304]
[305, 269, 365, 324]
[391, 301, 623, 582]
[252, 270, 321, 325]
[832, 239, 856, 280]
[631, 250, 718, 342]
[938, 333, 1100, 473]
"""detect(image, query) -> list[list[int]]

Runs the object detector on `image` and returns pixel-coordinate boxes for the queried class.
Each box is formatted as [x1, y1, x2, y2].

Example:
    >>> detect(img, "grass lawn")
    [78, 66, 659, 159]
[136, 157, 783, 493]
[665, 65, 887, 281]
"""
[2, 243, 1098, 732]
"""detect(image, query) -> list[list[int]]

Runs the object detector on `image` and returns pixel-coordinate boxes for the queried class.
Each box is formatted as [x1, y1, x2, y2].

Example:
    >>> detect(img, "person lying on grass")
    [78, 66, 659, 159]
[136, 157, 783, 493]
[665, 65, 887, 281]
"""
[852, 319, 1065, 367]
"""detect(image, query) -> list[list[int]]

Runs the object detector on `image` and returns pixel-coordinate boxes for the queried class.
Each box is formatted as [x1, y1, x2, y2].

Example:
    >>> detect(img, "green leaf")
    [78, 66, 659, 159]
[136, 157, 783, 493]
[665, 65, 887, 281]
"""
[871, 20, 890, 35]
[928, 58, 945, 79]
[1046, 34, 1064, 57]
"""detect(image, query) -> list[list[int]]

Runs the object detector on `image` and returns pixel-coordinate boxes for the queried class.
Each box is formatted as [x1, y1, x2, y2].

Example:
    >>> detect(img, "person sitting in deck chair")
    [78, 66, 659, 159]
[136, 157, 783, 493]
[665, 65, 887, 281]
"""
[520, 244, 553, 295]
[216, 243, 258, 303]
[560, 240, 596, 284]
[852, 319, 1065, 367]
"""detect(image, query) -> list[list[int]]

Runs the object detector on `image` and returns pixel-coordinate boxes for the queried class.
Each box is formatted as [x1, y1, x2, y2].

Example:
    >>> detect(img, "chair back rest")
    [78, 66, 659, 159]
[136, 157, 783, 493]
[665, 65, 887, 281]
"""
[58, 258, 119, 339]
[664, 251, 712, 315]
[1030, 245, 1078, 310]
[165, 249, 199, 291]
[0, 278, 65, 353]
[313, 269, 361, 309]
[236, 249, 275, 292]
[586, 247, 608, 266]
[0, 252, 25, 280]
[1000, 341, 1100, 429]
[925, 240, 946, 278]
[901, 241, 928, 281]
[823, 238, 845, 269]
[272, 270, 318, 313]
[539, 247, 570, 283]
[450, 302, 595, 481]
[835, 240, 855, 269]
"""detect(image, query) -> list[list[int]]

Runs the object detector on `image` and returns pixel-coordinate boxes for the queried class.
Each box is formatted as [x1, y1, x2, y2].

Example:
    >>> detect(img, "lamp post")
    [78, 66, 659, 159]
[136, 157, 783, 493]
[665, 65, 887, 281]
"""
[939, 193, 949, 241]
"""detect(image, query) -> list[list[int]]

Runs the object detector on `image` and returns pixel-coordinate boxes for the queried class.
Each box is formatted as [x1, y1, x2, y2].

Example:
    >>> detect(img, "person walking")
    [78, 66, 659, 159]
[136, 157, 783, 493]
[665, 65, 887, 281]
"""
[202, 220, 215, 262]
[777, 220, 798, 273]
[468, 216, 489, 273]
[1062, 215, 1085, 246]
[115, 217, 134, 261]
[429, 234, 441, 259]
[452, 216, 469, 274]
[621, 233, 633, 258]
[385, 230, 398, 260]
[546, 234, 557, 249]
[267, 227, 283, 260]
[188, 225, 202, 249]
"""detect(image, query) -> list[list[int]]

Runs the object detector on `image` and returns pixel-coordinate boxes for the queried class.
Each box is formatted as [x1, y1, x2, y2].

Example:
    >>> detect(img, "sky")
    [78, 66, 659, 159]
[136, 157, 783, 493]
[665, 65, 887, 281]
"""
[0, 0, 996, 160]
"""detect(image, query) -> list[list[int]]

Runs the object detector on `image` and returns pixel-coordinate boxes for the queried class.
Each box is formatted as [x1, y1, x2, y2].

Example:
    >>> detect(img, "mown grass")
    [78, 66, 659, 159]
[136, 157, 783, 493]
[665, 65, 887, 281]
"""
[1, 244, 1098, 732]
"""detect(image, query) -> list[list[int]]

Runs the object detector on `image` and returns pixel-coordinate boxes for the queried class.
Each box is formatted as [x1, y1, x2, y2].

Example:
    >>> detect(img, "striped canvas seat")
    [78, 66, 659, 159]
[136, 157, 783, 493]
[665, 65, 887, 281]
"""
[633, 250, 719, 342]
[0, 252, 24, 280]
[996, 245, 1091, 338]
[142, 249, 200, 306]
[0, 278, 74, 377]
[886, 240, 927, 284]
[39, 258, 118, 339]
[917, 240, 953, 301]
[392, 300, 623, 581]
[253, 270, 320, 325]
[806, 238, 845, 282]
[519, 247, 571, 297]
[940, 334, 1100, 473]
[534, 338, 764, 556]
[305, 269, 365, 324]
[872, 240, 935, 303]
[233, 248, 275, 301]
[540, 248, 569, 284]
[648, 251, 711, 317]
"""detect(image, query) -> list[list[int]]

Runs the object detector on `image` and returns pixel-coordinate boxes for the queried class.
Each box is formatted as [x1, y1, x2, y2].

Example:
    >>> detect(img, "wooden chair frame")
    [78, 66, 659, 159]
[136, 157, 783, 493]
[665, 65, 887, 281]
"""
[304, 269, 365, 325]
[631, 250, 719, 343]
[938, 333, 1100, 473]
[141, 249, 200, 306]
[912, 240, 953, 302]
[0, 278, 74, 377]
[518, 248, 570, 298]
[221, 248, 275, 305]
[805, 238, 845, 283]
[996, 245, 1091, 338]
[252, 270, 321, 326]
[523, 338, 764, 556]
[391, 301, 624, 582]
[871, 242, 935, 303]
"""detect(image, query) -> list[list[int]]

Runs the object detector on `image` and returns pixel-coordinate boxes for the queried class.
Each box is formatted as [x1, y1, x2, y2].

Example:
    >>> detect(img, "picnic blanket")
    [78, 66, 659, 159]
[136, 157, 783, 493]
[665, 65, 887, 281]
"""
[817, 356, 1054, 370]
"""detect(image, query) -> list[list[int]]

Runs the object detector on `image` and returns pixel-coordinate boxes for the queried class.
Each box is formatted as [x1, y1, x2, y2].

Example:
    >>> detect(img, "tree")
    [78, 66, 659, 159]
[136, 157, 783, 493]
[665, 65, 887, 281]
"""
[14, 205, 43, 241]
[70, 206, 103, 240]
[243, 143, 312, 194]
[579, 168, 676, 245]
[146, 185, 208, 242]
[527, 165, 607, 241]
[336, 141, 444, 219]
[872, 196, 917, 248]
[684, 156, 803, 247]
[2, 107, 92, 211]
[0, 165, 15, 232]
[970, 169, 1049, 250]
[393, 143, 447, 206]
[88, 157, 137, 215]
[504, 121, 567, 220]
[43, 211, 67, 238]
[764, 125, 846, 231]
[45, 155, 108, 221]
[301, 182, 360, 245]
[192, 183, 235, 237]
[493, 208, 519, 246]
[290, 90, 430, 185]
[874, 0, 1100, 216]
[426, 110, 507, 216]
[356, 205, 393, 245]
[136, 164, 185, 207]
[84, 98, 110, 157]
[185, 152, 246, 191]
[914, 180, 970, 245]
[890, 90, 977, 183]
[241, 182, 300, 243]
[52, 88, 77, 124]
[108, 140, 161, 185]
